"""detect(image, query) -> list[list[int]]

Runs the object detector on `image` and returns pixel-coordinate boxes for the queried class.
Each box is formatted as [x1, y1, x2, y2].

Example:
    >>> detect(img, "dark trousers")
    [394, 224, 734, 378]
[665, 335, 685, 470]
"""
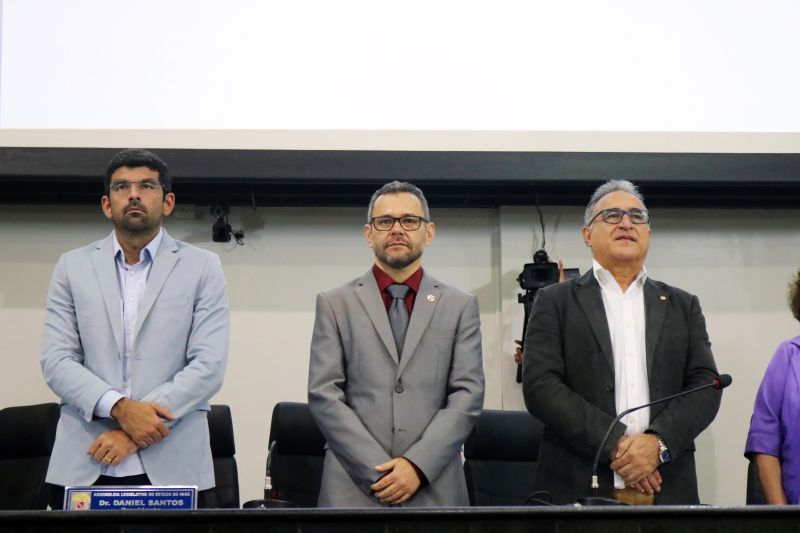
[47, 474, 218, 509]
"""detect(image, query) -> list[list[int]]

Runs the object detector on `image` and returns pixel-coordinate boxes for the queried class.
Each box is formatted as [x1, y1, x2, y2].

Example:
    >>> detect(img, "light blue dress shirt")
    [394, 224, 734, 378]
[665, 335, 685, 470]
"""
[93, 228, 164, 477]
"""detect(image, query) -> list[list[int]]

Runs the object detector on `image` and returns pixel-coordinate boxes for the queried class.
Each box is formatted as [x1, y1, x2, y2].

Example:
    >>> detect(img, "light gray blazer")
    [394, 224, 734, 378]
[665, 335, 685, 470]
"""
[308, 270, 485, 507]
[40, 230, 229, 490]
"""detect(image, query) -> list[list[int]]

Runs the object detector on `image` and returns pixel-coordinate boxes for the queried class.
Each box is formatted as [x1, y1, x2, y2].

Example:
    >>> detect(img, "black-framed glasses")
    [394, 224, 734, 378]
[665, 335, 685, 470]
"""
[370, 215, 429, 231]
[588, 208, 650, 225]
[109, 179, 167, 194]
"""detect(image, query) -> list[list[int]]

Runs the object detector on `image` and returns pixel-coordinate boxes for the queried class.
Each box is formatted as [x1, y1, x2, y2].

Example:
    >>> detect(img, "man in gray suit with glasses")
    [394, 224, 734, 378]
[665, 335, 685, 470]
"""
[308, 181, 485, 507]
[41, 149, 229, 509]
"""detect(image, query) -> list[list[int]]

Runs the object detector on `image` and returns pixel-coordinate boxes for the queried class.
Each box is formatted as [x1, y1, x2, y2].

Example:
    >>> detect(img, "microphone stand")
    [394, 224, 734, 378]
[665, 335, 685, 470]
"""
[242, 441, 295, 509]
[515, 288, 536, 383]
[578, 375, 731, 506]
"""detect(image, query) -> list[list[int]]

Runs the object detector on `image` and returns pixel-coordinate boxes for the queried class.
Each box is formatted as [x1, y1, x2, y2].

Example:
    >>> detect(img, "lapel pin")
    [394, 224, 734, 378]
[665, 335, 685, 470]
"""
[660, 295, 667, 301]
[426, 294, 435, 302]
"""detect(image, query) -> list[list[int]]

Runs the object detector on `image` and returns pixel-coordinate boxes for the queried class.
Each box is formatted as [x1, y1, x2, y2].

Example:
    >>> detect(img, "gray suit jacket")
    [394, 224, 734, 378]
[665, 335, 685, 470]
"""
[40, 230, 230, 490]
[308, 270, 485, 507]
[522, 270, 722, 504]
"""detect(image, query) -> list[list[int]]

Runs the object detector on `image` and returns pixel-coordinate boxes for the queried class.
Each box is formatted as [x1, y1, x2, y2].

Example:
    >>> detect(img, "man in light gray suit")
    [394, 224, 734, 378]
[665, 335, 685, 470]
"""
[308, 181, 485, 507]
[40, 149, 229, 509]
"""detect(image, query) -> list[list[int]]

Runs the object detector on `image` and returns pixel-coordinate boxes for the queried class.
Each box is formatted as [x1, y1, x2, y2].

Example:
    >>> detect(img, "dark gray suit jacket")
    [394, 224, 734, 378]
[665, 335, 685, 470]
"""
[522, 270, 721, 504]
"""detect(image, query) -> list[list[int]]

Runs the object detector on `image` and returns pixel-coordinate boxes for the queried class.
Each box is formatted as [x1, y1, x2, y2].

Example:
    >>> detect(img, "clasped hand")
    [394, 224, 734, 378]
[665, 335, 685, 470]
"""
[87, 398, 175, 464]
[86, 429, 137, 466]
[610, 434, 662, 495]
[370, 458, 422, 505]
[110, 398, 175, 448]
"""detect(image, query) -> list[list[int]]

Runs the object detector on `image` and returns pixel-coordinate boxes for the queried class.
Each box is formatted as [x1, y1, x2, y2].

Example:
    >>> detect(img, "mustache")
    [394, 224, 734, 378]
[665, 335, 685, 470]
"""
[613, 230, 637, 241]
[124, 200, 146, 213]
[384, 239, 409, 249]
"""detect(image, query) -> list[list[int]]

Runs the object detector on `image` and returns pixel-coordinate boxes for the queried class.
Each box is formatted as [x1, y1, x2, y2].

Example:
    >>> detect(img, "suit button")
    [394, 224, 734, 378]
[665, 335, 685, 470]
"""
[395, 384, 404, 393]
[605, 384, 614, 392]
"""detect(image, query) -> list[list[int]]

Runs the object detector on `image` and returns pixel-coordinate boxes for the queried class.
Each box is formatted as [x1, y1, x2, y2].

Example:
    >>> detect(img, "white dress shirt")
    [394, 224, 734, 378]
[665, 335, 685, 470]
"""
[93, 229, 164, 477]
[592, 259, 649, 489]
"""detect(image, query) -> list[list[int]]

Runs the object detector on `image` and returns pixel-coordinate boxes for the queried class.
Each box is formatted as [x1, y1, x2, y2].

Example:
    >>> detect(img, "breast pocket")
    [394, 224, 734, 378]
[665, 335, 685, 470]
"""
[144, 295, 193, 344]
[409, 338, 453, 390]
[426, 327, 456, 340]
[154, 295, 193, 310]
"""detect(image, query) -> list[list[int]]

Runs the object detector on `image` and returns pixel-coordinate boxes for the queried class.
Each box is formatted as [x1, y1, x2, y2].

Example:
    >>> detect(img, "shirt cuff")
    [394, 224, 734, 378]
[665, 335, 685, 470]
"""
[95, 390, 125, 419]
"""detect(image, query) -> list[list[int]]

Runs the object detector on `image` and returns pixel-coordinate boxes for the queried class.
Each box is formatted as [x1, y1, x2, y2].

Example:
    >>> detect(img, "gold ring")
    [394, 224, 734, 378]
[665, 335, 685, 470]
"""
[104, 456, 112, 463]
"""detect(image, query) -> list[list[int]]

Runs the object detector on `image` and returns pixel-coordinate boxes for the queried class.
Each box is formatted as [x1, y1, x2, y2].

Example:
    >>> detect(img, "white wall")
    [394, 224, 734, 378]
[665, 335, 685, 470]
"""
[1, 201, 796, 505]
[3, 1, 800, 150]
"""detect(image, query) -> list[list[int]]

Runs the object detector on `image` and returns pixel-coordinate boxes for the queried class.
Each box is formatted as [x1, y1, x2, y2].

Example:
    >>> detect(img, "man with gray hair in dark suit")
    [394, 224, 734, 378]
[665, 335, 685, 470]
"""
[523, 179, 722, 505]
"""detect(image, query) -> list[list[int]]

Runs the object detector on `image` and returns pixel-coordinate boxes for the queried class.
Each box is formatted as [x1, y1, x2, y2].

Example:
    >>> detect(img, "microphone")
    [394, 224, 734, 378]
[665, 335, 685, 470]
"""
[264, 440, 276, 499]
[579, 373, 732, 506]
[242, 441, 295, 509]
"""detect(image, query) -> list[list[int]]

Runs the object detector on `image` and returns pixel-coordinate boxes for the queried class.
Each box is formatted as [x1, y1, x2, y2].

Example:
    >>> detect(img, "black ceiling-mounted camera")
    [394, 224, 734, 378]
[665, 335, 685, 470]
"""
[210, 205, 245, 245]
[211, 205, 232, 243]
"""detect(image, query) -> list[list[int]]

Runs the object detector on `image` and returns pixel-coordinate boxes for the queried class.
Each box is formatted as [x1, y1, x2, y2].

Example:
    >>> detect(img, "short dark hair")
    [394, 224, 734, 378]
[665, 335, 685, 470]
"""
[104, 148, 171, 195]
[367, 181, 430, 222]
[788, 270, 800, 322]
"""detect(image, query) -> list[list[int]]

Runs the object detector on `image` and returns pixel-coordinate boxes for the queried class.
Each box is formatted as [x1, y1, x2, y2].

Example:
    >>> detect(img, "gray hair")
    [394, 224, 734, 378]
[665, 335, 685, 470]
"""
[583, 179, 646, 226]
[367, 181, 430, 222]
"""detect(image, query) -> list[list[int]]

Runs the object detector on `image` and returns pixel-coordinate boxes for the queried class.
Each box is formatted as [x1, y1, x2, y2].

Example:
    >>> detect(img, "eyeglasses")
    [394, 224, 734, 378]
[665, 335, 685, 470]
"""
[588, 208, 650, 225]
[370, 215, 429, 231]
[109, 179, 167, 194]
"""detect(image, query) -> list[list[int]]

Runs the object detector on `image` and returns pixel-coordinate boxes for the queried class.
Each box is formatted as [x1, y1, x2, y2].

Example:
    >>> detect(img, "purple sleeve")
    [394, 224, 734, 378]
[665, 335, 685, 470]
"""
[745, 342, 793, 458]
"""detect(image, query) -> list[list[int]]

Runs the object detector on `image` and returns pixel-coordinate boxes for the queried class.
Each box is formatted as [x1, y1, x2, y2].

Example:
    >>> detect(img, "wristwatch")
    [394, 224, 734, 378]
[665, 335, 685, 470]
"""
[654, 433, 671, 464]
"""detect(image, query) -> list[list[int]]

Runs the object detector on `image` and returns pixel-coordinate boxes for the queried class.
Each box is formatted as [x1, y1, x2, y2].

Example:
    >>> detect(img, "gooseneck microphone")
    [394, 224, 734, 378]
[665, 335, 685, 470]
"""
[265, 440, 276, 499]
[579, 374, 732, 506]
[242, 441, 295, 509]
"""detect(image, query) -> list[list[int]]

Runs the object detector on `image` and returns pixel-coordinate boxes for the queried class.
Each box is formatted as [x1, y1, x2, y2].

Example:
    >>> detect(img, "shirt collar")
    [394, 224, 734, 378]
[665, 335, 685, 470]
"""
[592, 258, 647, 289]
[112, 228, 164, 267]
[372, 264, 424, 293]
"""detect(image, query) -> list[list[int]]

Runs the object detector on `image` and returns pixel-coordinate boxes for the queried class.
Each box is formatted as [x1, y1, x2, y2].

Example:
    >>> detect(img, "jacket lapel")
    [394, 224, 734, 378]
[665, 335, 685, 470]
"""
[355, 270, 400, 365]
[644, 279, 668, 379]
[134, 231, 179, 337]
[574, 270, 614, 373]
[91, 234, 124, 358]
[397, 274, 440, 375]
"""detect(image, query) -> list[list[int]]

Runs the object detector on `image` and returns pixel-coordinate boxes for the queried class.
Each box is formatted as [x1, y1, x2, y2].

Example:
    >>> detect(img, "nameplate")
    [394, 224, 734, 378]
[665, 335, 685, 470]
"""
[63, 486, 197, 510]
